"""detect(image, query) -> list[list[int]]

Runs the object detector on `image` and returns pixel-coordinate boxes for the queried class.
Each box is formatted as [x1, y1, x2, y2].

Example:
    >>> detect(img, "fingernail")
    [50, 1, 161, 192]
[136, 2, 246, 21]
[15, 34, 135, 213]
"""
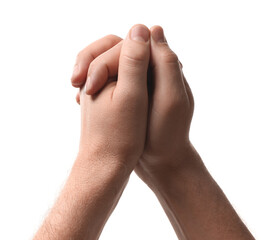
[152, 27, 166, 43]
[130, 25, 149, 42]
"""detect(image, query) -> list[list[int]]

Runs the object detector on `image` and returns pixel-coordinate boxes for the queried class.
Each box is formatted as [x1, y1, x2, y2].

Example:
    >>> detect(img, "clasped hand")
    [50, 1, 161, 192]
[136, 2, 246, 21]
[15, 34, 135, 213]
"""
[72, 24, 194, 177]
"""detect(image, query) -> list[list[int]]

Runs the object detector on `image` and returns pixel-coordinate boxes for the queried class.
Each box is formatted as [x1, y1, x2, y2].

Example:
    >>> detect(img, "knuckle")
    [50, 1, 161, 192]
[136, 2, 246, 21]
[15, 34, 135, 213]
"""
[116, 89, 144, 108]
[120, 50, 148, 70]
[179, 60, 183, 69]
[122, 44, 148, 63]
[161, 49, 179, 64]
[166, 93, 188, 113]
[121, 53, 145, 68]
[117, 88, 136, 102]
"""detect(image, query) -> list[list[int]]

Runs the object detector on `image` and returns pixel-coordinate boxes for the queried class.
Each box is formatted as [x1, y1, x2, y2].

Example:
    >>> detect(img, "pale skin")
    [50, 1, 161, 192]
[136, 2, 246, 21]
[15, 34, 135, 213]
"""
[33, 24, 255, 240]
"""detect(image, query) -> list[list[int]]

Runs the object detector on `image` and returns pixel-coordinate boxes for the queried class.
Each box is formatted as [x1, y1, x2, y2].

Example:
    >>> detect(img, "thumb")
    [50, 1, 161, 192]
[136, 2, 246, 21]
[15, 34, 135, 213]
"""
[149, 26, 185, 97]
[114, 24, 150, 97]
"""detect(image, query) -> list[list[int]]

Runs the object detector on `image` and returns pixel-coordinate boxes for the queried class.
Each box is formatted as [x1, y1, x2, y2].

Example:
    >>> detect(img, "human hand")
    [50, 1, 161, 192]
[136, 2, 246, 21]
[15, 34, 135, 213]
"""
[71, 25, 194, 175]
[136, 25, 194, 171]
[75, 25, 150, 173]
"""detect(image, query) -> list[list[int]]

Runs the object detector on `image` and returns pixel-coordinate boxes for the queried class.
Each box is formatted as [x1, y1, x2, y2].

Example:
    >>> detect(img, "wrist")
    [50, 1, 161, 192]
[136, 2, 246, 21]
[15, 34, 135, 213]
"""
[77, 143, 139, 176]
[135, 142, 206, 193]
[73, 151, 133, 190]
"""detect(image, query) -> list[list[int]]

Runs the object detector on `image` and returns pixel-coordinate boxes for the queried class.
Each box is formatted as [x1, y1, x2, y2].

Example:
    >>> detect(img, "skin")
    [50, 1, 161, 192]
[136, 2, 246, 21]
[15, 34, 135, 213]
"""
[34, 24, 151, 240]
[71, 24, 255, 240]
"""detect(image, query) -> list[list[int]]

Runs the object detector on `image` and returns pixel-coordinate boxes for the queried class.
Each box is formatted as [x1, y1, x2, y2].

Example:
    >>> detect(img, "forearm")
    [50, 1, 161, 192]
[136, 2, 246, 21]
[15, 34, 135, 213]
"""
[33, 153, 130, 240]
[137, 143, 255, 240]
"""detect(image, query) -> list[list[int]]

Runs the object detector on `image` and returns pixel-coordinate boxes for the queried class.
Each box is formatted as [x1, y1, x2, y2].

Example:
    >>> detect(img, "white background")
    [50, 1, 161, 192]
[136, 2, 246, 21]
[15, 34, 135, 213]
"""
[0, 0, 279, 239]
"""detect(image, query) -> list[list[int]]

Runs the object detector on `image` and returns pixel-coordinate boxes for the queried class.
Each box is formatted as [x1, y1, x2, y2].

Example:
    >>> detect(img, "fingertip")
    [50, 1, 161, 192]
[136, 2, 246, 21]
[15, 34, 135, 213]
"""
[71, 81, 83, 88]
[105, 34, 123, 43]
[150, 25, 167, 44]
[76, 91, 80, 105]
[150, 25, 163, 32]
[71, 64, 81, 85]
[71, 75, 85, 88]
[85, 78, 98, 96]
[85, 81, 92, 95]
[85, 79, 104, 96]
[129, 24, 150, 42]
[130, 23, 150, 33]
[85, 87, 94, 96]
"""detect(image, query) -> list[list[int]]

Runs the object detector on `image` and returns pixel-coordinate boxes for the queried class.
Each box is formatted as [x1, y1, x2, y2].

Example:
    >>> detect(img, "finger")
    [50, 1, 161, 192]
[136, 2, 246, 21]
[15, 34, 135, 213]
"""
[71, 34, 122, 87]
[182, 74, 194, 110]
[179, 60, 183, 69]
[114, 24, 150, 97]
[85, 41, 123, 95]
[149, 25, 185, 97]
[179, 60, 193, 109]
[76, 90, 80, 105]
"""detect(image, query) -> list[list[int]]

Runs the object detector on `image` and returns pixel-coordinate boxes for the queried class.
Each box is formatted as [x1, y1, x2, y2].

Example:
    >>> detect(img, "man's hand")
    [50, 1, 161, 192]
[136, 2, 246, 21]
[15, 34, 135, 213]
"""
[135, 26, 194, 171]
[34, 24, 151, 240]
[78, 24, 150, 171]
